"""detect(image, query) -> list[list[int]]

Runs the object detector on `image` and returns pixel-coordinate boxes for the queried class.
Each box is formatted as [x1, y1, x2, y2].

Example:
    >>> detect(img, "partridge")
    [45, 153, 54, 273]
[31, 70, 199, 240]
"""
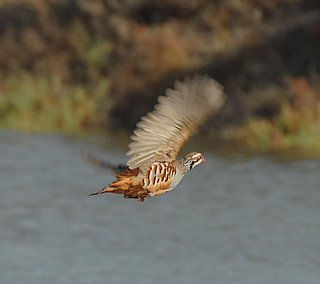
[90, 76, 225, 201]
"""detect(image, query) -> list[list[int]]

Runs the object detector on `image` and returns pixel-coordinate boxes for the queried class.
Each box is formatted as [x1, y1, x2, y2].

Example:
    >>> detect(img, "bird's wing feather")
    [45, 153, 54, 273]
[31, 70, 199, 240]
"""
[127, 76, 225, 170]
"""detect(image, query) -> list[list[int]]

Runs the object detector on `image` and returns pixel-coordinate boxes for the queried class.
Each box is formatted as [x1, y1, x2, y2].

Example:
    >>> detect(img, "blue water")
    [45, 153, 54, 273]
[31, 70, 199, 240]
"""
[1, 130, 320, 284]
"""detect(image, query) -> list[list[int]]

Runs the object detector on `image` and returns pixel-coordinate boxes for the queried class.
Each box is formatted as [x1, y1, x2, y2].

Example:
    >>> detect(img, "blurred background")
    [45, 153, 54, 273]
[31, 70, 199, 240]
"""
[1, 1, 320, 283]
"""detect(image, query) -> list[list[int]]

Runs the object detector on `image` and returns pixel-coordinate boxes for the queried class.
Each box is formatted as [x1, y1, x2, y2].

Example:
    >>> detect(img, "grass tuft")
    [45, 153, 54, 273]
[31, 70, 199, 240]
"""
[0, 73, 110, 133]
[234, 78, 320, 156]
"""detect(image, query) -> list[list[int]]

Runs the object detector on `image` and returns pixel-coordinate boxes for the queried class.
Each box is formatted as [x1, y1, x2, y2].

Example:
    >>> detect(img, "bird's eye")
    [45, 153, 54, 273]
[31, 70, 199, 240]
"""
[190, 161, 195, 170]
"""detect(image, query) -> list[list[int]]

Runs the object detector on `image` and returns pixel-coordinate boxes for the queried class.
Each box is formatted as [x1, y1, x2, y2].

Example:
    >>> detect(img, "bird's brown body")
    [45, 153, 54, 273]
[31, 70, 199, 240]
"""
[90, 161, 183, 201]
[89, 76, 225, 201]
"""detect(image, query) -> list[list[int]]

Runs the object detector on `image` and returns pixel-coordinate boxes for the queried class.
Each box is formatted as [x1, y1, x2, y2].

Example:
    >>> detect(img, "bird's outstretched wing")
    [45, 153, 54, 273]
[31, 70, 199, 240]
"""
[83, 152, 128, 174]
[127, 75, 225, 170]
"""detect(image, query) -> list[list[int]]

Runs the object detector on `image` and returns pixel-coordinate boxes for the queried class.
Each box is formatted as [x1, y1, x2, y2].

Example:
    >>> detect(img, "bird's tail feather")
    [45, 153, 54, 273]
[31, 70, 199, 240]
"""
[89, 186, 124, 196]
[88, 166, 143, 198]
[89, 174, 133, 196]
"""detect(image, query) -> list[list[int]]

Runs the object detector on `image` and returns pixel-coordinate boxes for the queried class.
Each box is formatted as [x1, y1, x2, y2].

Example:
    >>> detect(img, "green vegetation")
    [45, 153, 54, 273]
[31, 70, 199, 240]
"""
[0, 0, 320, 157]
[0, 73, 110, 133]
[234, 78, 320, 156]
[0, 18, 113, 133]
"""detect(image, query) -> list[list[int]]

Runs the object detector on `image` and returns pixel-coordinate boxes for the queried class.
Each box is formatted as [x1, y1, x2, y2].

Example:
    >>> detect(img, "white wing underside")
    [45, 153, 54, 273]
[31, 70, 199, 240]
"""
[127, 76, 225, 170]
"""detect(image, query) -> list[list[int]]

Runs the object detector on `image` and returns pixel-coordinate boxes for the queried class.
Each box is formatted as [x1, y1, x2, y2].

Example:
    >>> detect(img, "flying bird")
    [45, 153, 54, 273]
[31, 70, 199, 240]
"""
[89, 76, 225, 201]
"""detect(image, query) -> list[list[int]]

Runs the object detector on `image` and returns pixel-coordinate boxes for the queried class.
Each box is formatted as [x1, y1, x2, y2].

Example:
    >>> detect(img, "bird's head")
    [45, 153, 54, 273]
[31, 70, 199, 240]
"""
[182, 152, 205, 173]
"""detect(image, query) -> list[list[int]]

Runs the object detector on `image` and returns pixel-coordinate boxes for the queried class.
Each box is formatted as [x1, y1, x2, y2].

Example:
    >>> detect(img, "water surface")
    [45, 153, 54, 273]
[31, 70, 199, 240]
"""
[1, 130, 320, 284]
